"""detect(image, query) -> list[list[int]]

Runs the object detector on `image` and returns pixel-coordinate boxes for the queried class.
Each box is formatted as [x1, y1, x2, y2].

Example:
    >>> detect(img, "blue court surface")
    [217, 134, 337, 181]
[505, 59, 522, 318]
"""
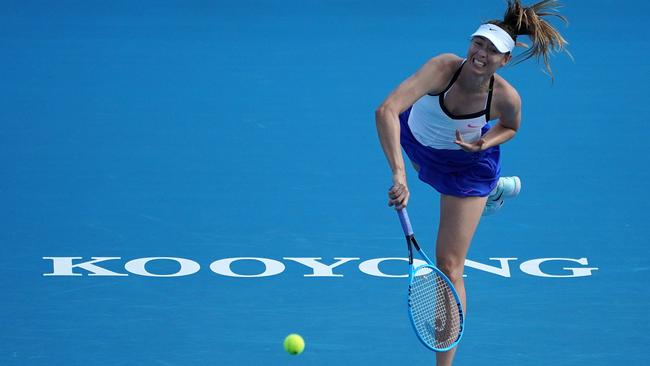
[2, 1, 649, 365]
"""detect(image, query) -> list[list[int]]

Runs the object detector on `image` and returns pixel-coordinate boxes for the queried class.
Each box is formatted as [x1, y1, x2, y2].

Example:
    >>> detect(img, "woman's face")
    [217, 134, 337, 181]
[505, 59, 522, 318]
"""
[466, 36, 511, 75]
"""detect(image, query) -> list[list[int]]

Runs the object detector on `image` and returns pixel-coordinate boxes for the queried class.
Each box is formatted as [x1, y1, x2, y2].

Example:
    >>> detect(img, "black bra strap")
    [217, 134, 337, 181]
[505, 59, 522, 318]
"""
[485, 75, 495, 121]
[429, 60, 466, 96]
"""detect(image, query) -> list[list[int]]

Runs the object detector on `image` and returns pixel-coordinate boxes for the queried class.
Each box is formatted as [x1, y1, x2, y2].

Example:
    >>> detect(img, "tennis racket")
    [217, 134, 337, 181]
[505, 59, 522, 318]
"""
[397, 208, 464, 352]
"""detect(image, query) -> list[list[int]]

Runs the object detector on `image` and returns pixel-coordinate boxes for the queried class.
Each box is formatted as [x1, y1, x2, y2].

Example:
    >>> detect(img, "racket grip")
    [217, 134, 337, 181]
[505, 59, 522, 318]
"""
[397, 208, 414, 236]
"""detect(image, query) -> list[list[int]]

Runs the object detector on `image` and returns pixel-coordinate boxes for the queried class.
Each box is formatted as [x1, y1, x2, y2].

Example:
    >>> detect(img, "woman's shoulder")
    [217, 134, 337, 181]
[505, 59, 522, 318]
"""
[432, 53, 464, 63]
[418, 54, 465, 95]
[424, 53, 464, 73]
[493, 74, 521, 110]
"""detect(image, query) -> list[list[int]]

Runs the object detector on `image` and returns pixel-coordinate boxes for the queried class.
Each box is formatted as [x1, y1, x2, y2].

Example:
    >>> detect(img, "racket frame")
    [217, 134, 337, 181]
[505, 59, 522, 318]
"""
[399, 208, 465, 352]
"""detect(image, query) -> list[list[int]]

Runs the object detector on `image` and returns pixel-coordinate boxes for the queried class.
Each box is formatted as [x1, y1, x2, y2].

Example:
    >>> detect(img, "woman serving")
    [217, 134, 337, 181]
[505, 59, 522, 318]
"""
[375, 1, 569, 364]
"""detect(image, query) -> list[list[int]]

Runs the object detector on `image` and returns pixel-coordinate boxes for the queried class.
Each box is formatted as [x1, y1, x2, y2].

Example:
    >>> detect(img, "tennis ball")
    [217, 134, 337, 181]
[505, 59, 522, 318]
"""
[283, 333, 305, 355]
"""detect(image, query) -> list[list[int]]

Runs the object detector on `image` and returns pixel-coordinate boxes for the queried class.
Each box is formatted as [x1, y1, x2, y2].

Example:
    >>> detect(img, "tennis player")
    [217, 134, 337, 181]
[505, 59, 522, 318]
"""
[375, 0, 569, 364]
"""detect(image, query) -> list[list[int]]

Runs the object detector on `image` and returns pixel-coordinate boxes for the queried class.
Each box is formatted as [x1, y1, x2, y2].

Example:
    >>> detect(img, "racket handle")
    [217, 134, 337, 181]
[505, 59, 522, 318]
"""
[397, 208, 414, 236]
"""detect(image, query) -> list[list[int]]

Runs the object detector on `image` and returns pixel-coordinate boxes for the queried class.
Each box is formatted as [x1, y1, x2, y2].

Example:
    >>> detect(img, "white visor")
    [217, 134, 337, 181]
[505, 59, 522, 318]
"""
[471, 24, 515, 53]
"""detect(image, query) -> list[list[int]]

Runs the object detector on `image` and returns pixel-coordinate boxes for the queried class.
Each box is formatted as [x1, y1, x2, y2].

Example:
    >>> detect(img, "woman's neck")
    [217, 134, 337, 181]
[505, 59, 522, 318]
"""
[455, 67, 493, 93]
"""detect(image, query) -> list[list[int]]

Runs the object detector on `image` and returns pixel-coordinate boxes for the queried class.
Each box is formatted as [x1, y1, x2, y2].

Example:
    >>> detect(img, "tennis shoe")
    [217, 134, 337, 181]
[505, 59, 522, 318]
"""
[483, 176, 521, 216]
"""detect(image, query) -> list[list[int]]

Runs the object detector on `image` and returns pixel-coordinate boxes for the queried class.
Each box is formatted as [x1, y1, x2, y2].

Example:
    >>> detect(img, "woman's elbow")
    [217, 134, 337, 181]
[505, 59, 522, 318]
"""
[375, 103, 396, 123]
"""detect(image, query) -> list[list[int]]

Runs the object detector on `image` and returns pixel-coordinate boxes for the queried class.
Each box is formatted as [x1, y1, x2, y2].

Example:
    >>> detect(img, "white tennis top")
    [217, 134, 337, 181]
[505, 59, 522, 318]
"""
[407, 60, 494, 150]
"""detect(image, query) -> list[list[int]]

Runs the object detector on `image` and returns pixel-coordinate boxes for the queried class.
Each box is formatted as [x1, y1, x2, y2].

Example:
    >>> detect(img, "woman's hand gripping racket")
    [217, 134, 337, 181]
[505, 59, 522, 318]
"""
[397, 208, 465, 352]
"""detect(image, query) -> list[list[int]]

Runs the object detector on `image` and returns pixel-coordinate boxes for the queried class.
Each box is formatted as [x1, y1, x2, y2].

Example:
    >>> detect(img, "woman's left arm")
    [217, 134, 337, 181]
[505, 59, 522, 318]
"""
[479, 87, 521, 150]
[455, 87, 521, 152]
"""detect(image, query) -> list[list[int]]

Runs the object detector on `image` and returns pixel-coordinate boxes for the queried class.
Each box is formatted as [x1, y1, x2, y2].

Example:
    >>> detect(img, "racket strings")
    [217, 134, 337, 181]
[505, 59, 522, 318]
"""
[409, 267, 462, 350]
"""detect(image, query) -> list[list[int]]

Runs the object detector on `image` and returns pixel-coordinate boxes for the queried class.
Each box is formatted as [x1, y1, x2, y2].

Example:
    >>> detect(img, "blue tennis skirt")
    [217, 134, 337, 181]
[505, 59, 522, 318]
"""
[399, 107, 501, 197]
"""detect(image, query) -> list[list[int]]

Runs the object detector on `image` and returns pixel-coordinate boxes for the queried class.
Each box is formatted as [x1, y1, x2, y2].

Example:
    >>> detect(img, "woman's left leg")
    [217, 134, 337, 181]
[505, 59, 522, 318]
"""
[434, 194, 488, 366]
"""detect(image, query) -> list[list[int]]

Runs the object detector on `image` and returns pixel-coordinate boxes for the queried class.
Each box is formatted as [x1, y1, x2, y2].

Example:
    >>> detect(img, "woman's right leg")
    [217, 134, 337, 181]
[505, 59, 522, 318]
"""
[434, 194, 487, 366]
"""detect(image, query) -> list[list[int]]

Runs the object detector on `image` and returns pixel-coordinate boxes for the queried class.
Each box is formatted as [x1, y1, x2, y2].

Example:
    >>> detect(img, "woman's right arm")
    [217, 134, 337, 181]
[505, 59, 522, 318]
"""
[375, 53, 459, 209]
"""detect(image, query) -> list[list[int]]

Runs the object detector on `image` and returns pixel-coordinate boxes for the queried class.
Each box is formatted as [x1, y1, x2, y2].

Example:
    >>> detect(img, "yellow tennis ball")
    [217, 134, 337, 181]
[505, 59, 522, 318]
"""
[283, 333, 305, 355]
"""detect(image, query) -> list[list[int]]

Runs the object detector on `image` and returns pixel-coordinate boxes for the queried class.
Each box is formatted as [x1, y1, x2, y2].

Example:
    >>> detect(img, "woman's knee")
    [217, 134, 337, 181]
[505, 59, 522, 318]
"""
[436, 256, 465, 282]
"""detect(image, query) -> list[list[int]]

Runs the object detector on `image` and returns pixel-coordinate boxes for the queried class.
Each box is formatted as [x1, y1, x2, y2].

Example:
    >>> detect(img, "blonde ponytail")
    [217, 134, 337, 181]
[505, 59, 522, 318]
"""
[489, 0, 570, 77]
